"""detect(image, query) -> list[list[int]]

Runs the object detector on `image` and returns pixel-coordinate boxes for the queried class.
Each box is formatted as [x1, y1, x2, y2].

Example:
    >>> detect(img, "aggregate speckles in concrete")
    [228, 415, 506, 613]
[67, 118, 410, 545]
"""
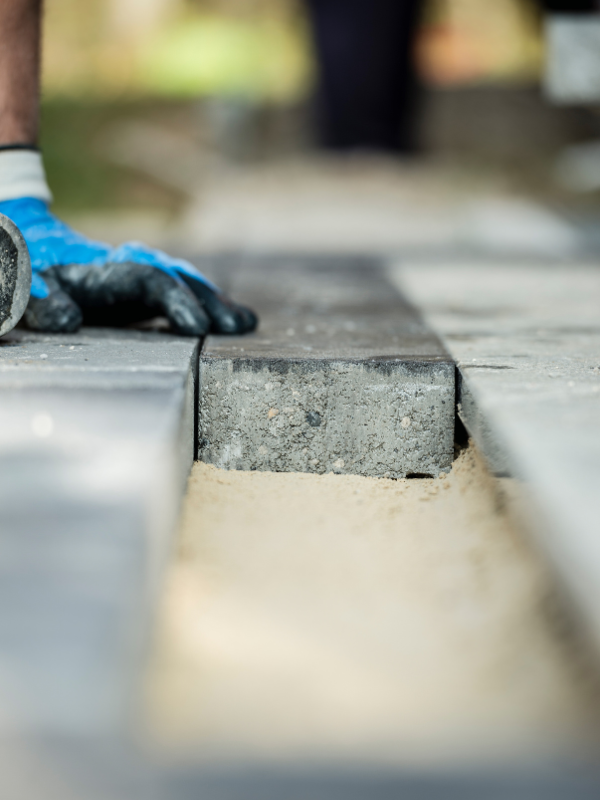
[199, 255, 455, 478]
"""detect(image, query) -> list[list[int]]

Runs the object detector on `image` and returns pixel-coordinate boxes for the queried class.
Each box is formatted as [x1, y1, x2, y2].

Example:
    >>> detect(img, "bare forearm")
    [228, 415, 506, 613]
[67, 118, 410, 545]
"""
[0, 0, 42, 145]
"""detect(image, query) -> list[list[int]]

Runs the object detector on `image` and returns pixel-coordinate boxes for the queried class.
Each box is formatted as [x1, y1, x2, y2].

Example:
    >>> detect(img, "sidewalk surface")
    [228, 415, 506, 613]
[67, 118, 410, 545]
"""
[2, 157, 600, 796]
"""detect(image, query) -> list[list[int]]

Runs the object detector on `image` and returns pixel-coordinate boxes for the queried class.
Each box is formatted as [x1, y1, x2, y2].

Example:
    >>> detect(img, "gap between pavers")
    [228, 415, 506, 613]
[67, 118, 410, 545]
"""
[198, 254, 456, 478]
[394, 259, 600, 661]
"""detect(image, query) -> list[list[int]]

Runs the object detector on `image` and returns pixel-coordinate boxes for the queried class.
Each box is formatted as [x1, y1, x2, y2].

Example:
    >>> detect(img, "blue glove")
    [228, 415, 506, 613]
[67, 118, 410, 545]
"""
[0, 198, 257, 336]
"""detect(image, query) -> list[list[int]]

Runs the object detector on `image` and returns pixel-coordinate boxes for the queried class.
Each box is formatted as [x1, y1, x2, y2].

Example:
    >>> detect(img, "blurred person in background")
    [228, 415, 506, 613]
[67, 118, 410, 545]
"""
[0, 0, 257, 338]
[542, 1, 599, 9]
[304, 0, 424, 153]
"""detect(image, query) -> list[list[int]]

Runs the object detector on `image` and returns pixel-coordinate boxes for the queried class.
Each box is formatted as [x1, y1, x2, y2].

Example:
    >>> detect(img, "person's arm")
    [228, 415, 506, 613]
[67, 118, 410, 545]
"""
[0, 0, 257, 337]
[0, 0, 41, 147]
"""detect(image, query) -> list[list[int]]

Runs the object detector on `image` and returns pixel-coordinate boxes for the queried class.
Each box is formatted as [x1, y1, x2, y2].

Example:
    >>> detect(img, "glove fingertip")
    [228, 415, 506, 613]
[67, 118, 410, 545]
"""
[24, 292, 83, 333]
[165, 293, 211, 337]
[208, 300, 259, 335]
[238, 305, 259, 334]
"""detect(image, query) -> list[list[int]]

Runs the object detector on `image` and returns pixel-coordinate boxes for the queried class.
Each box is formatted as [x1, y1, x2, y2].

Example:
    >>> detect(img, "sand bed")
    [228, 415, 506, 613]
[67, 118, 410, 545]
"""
[144, 444, 600, 766]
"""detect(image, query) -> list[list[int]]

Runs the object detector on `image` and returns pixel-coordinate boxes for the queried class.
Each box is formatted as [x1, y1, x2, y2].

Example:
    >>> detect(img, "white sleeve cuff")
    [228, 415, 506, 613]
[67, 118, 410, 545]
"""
[0, 150, 53, 203]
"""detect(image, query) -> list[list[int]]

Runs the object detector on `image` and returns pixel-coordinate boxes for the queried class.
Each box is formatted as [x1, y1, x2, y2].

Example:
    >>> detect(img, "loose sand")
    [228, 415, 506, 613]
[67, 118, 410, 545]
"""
[144, 444, 600, 766]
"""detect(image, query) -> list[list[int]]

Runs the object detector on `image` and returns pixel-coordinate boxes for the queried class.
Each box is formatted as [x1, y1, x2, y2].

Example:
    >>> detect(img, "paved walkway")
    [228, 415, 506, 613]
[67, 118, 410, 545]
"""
[3, 157, 600, 796]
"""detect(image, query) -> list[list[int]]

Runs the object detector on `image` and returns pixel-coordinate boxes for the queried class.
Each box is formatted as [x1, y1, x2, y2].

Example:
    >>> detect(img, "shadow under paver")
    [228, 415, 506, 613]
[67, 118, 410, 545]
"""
[199, 255, 455, 478]
[0, 328, 198, 734]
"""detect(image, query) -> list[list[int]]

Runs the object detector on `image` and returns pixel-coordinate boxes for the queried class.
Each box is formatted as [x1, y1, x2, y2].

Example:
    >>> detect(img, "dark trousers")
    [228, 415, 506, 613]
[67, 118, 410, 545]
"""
[304, 0, 423, 152]
[541, 1, 598, 9]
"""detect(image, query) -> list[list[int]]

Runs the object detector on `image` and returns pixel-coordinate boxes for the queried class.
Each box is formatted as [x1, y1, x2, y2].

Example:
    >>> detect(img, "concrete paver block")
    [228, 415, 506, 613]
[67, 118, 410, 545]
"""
[0, 328, 199, 734]
[199, 256, 455, 478]
[545, 17, 600, 104]
[395, 260, 600, 658]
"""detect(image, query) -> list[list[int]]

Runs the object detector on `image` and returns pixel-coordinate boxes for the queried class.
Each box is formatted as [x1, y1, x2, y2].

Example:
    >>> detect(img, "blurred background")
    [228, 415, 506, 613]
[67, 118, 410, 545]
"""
[40, 0, 600, 254]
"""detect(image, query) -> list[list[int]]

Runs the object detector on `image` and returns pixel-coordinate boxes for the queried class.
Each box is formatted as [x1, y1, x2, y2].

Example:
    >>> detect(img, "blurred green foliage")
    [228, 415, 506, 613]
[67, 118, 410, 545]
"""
[138, 14, 312, 100]
[43, 0, 311, 101]
[40, 100, 183, 213]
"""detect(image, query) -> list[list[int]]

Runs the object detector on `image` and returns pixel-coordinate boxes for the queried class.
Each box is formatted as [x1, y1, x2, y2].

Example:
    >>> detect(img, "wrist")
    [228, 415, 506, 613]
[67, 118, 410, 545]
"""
[0, 149, 52, 203]
[0, 143, 39, 152]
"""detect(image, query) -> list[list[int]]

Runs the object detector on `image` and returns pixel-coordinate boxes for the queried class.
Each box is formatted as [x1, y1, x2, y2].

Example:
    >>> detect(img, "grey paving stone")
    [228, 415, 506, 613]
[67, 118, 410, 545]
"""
[199, 255, 455, 478]
[0, 327, 197, 389]
[0, 328, 199, 734]
[545, 17, 600, 104]
[394, 260, 600, 656]
[3, 739, 600, 800]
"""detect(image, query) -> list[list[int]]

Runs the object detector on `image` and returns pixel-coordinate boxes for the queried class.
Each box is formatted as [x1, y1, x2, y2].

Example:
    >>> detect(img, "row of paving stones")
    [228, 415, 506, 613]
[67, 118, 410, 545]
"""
[2, 253, 600, 796]
[396, 259, 600, 661]
[0, 256, 455, 742]
[0, 255, 457, 739]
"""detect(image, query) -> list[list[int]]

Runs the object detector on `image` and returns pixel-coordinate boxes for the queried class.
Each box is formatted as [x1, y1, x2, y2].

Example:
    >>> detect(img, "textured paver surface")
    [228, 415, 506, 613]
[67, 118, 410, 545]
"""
[199, 255, 455, 478]
[0, 328, 198, 733]
[395, 261, 600, 656]
[3, 737, 600, 800]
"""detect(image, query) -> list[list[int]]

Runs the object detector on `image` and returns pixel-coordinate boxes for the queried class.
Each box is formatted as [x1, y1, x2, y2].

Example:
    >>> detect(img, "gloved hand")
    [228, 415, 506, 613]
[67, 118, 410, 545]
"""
[0, 197, 257, 336]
